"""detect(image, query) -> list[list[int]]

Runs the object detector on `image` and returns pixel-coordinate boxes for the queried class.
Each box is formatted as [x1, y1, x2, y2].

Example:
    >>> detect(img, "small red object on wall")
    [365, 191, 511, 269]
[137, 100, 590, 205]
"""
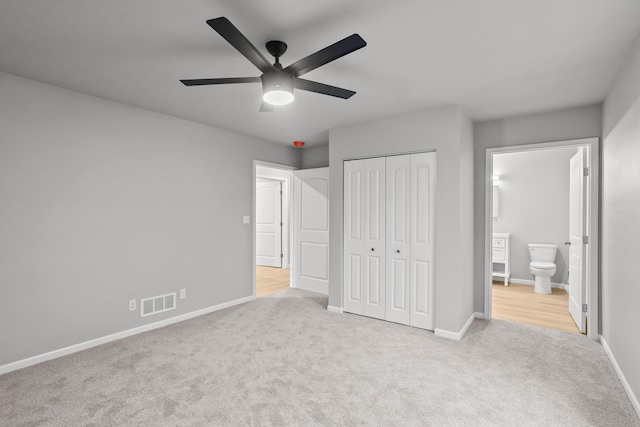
[293, 141, 305, 147]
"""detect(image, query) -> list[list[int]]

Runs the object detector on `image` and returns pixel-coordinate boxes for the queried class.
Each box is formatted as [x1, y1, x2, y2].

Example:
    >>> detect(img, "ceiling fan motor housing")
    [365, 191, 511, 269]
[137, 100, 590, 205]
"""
[266, 40, 288, 60]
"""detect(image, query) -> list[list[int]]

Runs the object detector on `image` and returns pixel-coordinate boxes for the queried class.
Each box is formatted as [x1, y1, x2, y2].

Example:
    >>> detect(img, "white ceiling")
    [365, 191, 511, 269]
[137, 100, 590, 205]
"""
[2, 1, 640, 147]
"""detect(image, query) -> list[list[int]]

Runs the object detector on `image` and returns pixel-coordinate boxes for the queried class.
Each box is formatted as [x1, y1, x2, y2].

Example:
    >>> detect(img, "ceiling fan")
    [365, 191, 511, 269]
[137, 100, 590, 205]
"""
[180, 17, 366, 112]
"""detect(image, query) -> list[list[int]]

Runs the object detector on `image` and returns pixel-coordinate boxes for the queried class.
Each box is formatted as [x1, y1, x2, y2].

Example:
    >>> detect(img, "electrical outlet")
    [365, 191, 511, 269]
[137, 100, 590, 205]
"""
[129, 299, 136, 311]
[180, 289, 186, 299]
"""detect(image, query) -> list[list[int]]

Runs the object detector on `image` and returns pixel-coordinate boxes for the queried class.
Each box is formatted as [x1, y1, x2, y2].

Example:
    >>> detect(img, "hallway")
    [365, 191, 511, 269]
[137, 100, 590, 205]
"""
[256, 266, 290, 297]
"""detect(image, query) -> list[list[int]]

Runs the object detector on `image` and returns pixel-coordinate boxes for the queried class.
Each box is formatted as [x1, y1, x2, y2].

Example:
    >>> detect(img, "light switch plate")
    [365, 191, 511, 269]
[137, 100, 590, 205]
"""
[243, 215, 250, 224]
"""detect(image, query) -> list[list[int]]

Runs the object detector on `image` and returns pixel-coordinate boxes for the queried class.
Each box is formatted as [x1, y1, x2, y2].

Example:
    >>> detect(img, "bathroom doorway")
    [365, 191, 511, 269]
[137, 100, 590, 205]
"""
[484, 138, 599, 339]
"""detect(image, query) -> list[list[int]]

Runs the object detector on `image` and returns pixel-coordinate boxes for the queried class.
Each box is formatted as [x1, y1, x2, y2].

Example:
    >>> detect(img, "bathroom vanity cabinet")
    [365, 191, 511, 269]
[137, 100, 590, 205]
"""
[492, 232, 511, 286]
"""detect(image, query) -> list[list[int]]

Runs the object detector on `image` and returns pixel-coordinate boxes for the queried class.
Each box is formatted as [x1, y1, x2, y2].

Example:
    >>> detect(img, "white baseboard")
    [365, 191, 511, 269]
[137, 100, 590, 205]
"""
[327, 305, 343, 314]
[293, 282, 328, 295]
[0, 295, 255, 376]
[498, 277, 567, 290]
[434, 312, 482, 341]
[477, 310, 490, 320]
[601, 336, 640, 418]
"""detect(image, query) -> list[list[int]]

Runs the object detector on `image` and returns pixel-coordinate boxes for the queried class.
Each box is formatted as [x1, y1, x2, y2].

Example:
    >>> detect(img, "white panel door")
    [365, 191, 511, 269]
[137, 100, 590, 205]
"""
[293, 168, 329, 294]
[409, 152, 435, 330]
[363, 158, 386, 319]
[385, 155, 411, 325]
[568, 148, 587, 333]
[343, 159, 385, 318]
[256, 179, 282, 267]
[343, 160, 364, 314]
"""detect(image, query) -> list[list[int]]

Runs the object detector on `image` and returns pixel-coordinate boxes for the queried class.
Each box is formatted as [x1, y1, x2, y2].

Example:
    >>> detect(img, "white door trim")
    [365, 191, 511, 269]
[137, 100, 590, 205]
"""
[253, 161, 297, 298]
[483, 137, 600, 340]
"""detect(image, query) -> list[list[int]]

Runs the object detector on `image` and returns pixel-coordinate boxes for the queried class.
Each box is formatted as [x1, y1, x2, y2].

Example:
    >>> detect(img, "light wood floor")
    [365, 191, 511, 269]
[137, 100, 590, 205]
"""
[492, 282, 581, 334]
[256, 266, 290, 297]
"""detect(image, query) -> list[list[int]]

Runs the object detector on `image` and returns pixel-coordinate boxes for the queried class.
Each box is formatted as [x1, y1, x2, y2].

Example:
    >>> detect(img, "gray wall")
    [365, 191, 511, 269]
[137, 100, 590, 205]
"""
[300, 145, 329, 169]
[0, 72, 299, 366]
[329, 106, 475, 333]
[473, 104, 602, 313]
[493, 148, 577, 284]
[602, 35, 640, 408]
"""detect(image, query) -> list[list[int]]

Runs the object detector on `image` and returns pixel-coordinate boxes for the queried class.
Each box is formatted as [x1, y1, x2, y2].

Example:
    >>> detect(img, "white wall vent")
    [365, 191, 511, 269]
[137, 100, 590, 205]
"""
[140, 292, 176, 317]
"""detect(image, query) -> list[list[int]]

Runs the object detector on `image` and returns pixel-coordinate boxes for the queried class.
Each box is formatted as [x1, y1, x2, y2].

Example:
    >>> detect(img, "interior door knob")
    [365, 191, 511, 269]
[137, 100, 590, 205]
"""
[371, 248, 375, 251]
[396, 250, 400, 253]
[564, 241, 571, 246]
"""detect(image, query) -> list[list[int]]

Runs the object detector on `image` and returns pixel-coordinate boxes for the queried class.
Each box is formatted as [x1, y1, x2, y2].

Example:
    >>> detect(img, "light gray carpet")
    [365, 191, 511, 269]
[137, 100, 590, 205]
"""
[1, 288, 638, 426]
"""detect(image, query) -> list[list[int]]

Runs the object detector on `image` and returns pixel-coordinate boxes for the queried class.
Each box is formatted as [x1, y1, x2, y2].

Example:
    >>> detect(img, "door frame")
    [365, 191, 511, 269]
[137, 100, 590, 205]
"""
[253, 161, 297, 298]
[484, 137, 600, 339]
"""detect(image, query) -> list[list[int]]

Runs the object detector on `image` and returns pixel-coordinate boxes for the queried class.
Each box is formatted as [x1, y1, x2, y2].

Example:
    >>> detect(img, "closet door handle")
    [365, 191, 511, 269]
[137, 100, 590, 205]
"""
[396, 250, 400, 253]
[371, 248, 375, 252]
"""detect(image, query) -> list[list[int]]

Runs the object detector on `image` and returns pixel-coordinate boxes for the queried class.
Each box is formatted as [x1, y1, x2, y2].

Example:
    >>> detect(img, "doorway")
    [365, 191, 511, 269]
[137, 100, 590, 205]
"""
[254, 163, 294, 297]
[484, 138, 599, 339]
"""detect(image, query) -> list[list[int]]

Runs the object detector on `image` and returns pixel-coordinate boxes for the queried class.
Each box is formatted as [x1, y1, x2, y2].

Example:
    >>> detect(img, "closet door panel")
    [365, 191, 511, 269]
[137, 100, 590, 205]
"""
[367, 167, 382, 241]
[366, 256, 382, 305]
[363, 157, 386, 319]
[390, 258, 408, 310]
[385, 155, 411, 325]
[343, 160, 364, 315]
[410, 152, 435, 330]
[348, 255, 362, 302]
[413, 260, 430, 314]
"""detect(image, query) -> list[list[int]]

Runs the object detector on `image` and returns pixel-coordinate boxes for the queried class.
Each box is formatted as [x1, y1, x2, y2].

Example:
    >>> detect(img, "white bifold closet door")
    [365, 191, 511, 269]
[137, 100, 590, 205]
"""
[343, 157, 386, 319]
[343, 152, 435, 330]
[385, 155, 411, 324]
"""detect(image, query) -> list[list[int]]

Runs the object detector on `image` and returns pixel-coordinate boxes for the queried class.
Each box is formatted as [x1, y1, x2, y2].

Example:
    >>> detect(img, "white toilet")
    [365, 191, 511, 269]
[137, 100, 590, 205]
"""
[528, 243, 557, 294]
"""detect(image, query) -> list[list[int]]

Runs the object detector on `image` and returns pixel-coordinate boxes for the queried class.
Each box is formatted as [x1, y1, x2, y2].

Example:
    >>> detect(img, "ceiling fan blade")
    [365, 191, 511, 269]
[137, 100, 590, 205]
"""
[294, 78, 356, 99]
[180, 77, 261, 86]
[285, 34, 366, 78]
[207, 17, 274, 73]
[259, 101, 275, 112]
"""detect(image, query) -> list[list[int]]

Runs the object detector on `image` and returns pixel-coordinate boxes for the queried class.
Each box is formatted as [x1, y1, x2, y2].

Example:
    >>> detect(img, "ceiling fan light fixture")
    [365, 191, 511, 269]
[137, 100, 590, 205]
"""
[263, 90, 294, 106]
[262, 71, 294, 106]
